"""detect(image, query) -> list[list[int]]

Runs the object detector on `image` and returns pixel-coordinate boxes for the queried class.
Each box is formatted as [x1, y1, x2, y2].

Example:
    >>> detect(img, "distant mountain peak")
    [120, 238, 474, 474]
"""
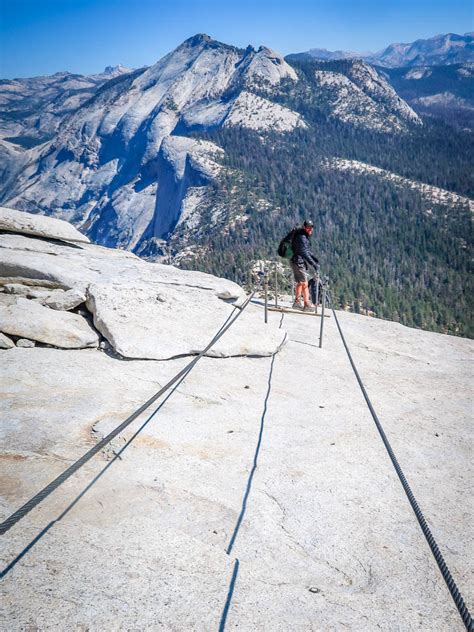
[182, 33, 214, 47]
[103, 64, 128, 74]
[176, 33, 244, 56]
[290, 31, 474, 68]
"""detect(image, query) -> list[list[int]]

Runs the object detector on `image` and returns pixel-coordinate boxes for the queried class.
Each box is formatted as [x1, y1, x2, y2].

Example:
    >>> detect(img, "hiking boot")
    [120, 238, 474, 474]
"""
[303, 303, 316, 313]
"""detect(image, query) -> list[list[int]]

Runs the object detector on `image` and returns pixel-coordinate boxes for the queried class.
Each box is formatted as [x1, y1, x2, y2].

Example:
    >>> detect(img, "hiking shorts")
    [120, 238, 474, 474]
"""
[290, 260, 309, 283]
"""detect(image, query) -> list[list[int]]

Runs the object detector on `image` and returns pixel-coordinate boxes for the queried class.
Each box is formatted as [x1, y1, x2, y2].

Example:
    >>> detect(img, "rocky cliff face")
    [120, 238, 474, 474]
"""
[311, 59, 421, 131]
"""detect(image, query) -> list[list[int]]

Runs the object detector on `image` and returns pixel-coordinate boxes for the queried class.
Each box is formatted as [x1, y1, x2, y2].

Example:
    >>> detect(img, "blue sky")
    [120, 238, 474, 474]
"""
[1, 0, 472, 78]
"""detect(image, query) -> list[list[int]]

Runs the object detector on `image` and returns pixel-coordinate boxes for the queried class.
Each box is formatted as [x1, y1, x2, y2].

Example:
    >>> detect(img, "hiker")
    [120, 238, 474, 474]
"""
[290, 220, 320, 311]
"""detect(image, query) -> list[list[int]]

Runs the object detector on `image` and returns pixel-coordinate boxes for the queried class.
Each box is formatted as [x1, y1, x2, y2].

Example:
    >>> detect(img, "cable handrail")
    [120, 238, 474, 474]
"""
[326, 289, 472, 631]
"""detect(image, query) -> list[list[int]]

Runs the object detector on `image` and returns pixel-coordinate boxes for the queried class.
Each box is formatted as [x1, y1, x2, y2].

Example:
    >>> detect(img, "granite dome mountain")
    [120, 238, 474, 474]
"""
[1, 34, 419, 258]
[0, 35, 305, 256]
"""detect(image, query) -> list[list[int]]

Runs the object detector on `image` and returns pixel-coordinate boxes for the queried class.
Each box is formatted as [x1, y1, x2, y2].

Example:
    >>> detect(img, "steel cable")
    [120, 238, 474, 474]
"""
[0, 291, 255, 537]
[327, 291, 472, 631]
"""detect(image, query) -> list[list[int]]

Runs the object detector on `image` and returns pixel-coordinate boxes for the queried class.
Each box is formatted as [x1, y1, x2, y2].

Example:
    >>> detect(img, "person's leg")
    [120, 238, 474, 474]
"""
[295, 282, 304, 303]
[291, 261, 304, 307]
[302, 282, 310, 306]
[302, 263, 313, 307]
[302, 266, 316, 309]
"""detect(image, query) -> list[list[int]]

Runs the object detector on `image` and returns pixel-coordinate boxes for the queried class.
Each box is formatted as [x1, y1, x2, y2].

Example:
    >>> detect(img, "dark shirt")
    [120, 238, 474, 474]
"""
[291, 228, 319, 268]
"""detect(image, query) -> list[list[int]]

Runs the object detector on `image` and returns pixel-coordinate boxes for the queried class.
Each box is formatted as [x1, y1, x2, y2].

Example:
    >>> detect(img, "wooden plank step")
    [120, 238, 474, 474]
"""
[267, 306, 331, 317]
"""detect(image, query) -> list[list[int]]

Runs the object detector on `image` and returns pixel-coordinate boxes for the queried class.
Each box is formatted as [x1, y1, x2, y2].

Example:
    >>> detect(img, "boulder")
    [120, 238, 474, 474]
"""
[4, 283, 54, 300]
[0, 332, 14, 348]
[0, 205, 89, 243]
[86, 283, 286, 359]
[1, 284, 85, 310]
[43, 288, 86, 311]
[16, 338, 35, 348]
[0, 297, 99, 348]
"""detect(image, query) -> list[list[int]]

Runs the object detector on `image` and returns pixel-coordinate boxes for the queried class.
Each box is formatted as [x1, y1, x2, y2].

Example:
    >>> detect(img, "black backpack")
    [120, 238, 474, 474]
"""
[277, 227, 297, 259]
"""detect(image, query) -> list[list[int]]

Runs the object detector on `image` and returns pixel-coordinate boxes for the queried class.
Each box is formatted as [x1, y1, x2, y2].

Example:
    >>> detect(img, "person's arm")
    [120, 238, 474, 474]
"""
[301, 236, 319, 269]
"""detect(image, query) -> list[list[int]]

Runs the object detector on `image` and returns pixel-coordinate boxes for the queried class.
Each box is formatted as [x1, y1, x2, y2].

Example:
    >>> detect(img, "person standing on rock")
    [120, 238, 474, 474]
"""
[290, 220, 320, 311]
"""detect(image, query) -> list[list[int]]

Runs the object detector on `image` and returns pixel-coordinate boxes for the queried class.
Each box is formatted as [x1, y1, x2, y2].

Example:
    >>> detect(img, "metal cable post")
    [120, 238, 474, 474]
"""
[315, 272, 320, 314]
[264, 269, 268, 324]
[319, 277, 328, 348]
[274, 261, 278, 308]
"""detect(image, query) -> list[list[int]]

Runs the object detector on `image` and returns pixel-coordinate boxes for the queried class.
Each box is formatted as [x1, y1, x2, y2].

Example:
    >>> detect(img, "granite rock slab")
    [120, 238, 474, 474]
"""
[0, 232, 244, 301]
[0, 205, 89, 243]
[0, 312, 472, 631]
[86, 282, 286, 359]
[0, 297, 99, 348]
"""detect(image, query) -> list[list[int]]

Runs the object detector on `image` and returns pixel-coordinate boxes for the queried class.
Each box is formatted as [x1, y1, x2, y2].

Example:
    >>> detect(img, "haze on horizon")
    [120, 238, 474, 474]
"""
[1, 0, 472, 78]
